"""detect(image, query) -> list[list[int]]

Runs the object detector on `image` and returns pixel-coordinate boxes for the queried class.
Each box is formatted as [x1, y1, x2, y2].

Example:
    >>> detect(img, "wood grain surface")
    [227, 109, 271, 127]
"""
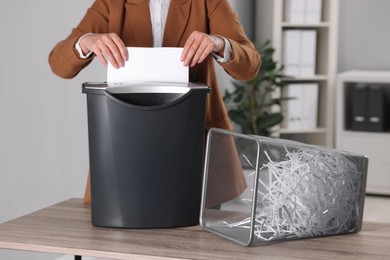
[0, 199, 389, 259]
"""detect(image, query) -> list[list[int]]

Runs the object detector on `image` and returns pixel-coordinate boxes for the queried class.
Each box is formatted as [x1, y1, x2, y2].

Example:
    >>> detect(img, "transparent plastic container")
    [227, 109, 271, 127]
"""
[200, 128, 368, 246]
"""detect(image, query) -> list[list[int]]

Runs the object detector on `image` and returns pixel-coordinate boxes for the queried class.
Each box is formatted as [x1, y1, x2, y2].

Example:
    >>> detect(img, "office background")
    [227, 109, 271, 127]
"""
[0, 0, 389, 259]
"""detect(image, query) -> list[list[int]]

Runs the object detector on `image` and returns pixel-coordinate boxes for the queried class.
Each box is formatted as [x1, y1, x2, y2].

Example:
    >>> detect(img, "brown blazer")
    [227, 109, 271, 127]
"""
[49, 0, 261, 205]
[49, 0, 261, 131]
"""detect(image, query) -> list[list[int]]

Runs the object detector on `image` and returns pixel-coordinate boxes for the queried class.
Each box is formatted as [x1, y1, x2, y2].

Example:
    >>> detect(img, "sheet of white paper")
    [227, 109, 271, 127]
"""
[107, 47, 188, 85]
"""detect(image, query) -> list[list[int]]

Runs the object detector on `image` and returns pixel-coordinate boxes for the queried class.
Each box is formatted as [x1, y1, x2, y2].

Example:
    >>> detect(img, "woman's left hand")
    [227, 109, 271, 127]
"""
[181, 31, 225, 67]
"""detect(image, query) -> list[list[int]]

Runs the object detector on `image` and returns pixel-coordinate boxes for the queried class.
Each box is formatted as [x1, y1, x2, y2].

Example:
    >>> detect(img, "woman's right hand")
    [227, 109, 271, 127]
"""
[79, 33, 128, 69]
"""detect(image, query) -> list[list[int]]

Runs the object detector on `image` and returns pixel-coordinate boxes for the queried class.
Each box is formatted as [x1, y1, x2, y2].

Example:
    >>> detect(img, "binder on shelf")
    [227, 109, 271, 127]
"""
[282, 84, 303, 129]
[300, 30, 317, 77]
[350, 85, 368, 131]
[305, 0, 322, 23]
[282, 83, 319, 130]
[284, 0, 305, 23]
[283, 30, 301, 76]
[302, 83, 319, 129]
[284, 0, 322, 24]
[283, 30, 317, 77]
[367, 85, 387, 132]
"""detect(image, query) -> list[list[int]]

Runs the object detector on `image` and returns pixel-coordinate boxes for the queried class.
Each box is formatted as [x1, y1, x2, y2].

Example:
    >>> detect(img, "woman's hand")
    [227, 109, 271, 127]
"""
[181, 31, 225, 67]
[79, 33, 128, 69]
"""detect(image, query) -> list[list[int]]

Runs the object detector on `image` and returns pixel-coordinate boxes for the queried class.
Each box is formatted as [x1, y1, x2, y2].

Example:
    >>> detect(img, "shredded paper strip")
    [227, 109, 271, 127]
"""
[224, 146, 363, 241]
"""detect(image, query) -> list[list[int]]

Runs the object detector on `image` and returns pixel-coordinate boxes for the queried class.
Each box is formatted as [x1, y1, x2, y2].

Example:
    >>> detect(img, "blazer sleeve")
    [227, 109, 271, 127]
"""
[207, 0, 261, 81]
[48, 0, 111, 79]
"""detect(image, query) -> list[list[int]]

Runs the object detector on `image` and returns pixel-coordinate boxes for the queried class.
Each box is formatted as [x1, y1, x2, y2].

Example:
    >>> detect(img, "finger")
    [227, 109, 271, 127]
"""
[90, 42, 109, 67]
[96, 38, 120, 69]
[189, 34, 216, 67]
[93, 48, 108, 68]
[194, 44, 214, 66]
[101, 36, 125, 68]
[95, 41, 119, 69]
[185, 44, 198, 67]
[181, 35, 196, 64]
[183, 36, 203, 66]
[110, 34, 128, 63]
[190, 38, 213, 67]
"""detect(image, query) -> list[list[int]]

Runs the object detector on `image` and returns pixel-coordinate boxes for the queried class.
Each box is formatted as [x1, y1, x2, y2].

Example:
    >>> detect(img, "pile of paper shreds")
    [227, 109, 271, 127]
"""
[224, 147, 363, 241]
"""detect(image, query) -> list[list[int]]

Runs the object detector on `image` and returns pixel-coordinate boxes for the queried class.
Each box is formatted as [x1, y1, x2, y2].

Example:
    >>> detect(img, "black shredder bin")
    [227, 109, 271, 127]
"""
[82, 82, 210, 228]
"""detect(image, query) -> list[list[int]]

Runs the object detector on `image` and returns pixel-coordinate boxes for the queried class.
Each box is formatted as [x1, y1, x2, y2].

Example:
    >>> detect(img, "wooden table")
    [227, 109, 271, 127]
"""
[0, 199, 389, 260]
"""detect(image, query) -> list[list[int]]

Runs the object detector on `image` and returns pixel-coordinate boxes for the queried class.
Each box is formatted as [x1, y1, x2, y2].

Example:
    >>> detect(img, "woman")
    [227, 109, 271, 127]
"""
[49, 0, 261, 205]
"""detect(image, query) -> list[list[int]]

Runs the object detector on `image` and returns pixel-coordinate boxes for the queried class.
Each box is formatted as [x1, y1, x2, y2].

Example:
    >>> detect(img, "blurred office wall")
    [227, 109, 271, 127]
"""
[338, 0, 390, 72]
[0, 1, 102, 259]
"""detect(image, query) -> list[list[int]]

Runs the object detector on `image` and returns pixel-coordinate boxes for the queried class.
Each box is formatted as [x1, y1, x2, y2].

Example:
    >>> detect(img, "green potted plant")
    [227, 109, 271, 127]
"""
[223, 40, 291, 137]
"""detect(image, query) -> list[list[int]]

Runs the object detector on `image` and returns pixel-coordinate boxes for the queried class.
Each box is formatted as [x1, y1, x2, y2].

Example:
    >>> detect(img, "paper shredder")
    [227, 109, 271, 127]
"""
[82, 82, 210, 228]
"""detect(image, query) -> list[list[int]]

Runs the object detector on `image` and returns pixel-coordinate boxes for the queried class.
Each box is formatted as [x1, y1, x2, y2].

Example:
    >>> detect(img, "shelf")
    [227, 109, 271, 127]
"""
[283, 75, 329, 82]
[282, 22, 330, 28]
[256, 0, 338, 147]
[280, 128, 327, 134]
[333, 70, 390, 83]
[340, 130, 390, 138]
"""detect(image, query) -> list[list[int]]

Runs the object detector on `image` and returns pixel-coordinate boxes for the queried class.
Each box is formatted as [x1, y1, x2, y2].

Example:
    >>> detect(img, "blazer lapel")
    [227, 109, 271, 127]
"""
[163, 0, 191, 47]
[125, 0, 153, 47]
